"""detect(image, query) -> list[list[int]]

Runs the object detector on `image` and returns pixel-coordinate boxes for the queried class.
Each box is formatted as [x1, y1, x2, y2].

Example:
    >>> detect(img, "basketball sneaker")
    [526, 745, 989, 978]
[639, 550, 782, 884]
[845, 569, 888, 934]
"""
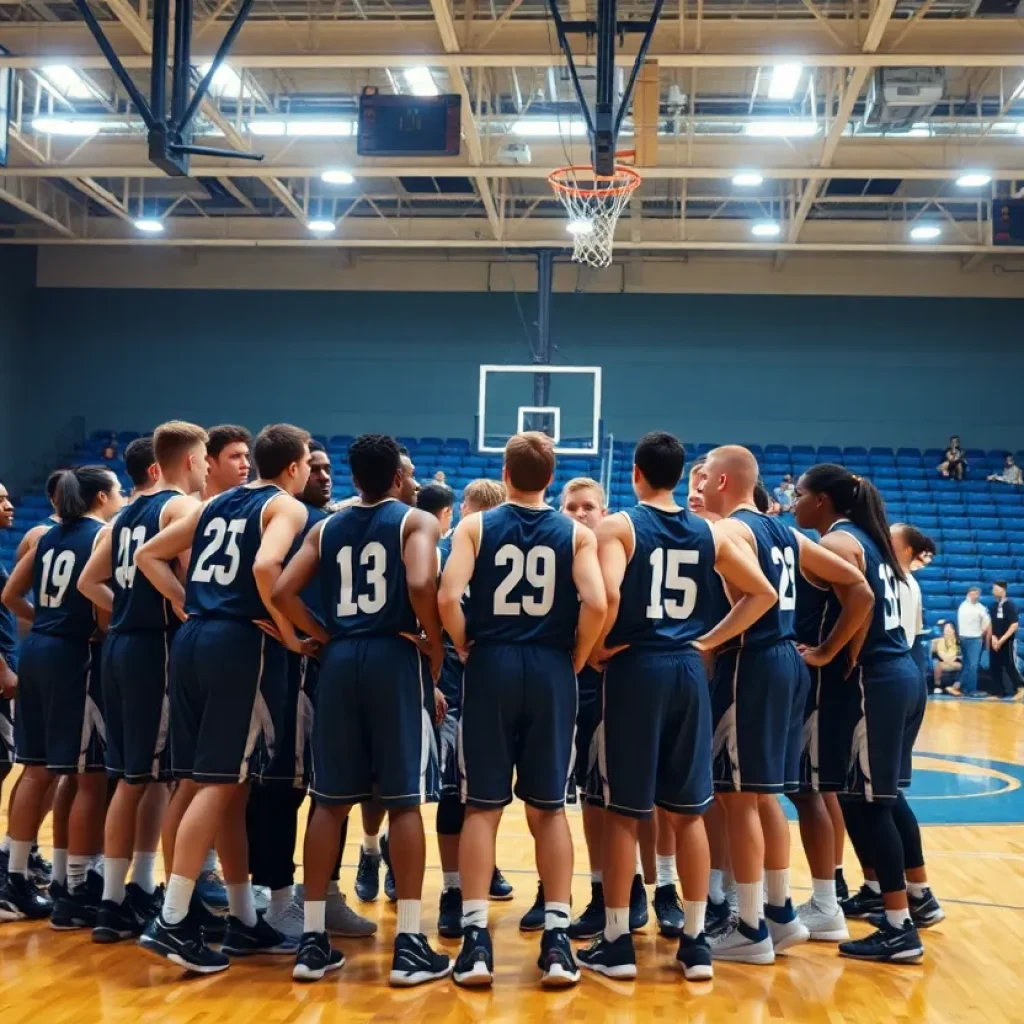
[704, 898, 732, 938]
[252, 885, 271, 913]
[0, 845, 7, 884]
[835, 868, 849, 902]
[567, 881, 605, 940]
[437, 885, 463, 939]
[196, 866, 229, 912]
[293, 931, 344, 982]
[676, 932, 714, 981]
[454, 925, 494, 987]
[489, 866, 514, 901]
[139, 909, 230, 974]
[0, 871, 53, 921]
[840, 884, 884, 919]
[354, 847, 381, 902]
[190, 891, 227, 943]
[389, 932, 453, 987]
[519, 882, 545, 931]
[127, 882, 164, 924]
[292, 884, 377, 938]
[867, 889, 945, 930]
[765, 899, 810, 952]
[92, 893, 151, 943]
[629, 874, 649, 931]
[28, 846, 52, 889]
[708, 918, 775, 965]
[838, 918, 924, 963]
[380, 833, 397, 903]
[653, 884, 685, 938]
[538, 928, 580, 987]
[577, 933, 637, 979]
[796, 898, 849, 941]
[51, 869, 103, 930]
[221, 912, 299, 956]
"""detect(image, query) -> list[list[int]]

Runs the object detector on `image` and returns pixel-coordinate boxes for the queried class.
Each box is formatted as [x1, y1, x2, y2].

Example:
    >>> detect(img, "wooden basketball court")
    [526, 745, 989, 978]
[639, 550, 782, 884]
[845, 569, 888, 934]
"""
[1, 698, 1022, 1023]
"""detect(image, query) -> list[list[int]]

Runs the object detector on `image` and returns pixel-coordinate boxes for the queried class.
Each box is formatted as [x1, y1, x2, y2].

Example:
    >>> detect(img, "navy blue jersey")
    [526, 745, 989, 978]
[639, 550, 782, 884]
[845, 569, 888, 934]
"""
[0, 564, 17, 667]
[794, 570, 830, 647]
[728, 509, 798, 648]
[824, 520, 908, 664]
[319, 498, 418, 639]
[31, 517, 104, 639]
[110, 490, 180, 632]
[184, 484, 284, 621]
[286, 500, 330, 628]
[466, 503, 578, 649]
[605, 503, 719, 649]
[438, 530, 453, 573]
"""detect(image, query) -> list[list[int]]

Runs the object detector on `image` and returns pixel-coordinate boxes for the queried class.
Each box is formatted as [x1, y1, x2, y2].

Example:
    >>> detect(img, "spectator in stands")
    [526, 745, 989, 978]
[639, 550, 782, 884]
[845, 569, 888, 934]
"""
[937, 436, 967, 481]
[987, 455, 1023, 486]
[773, 473, 795, 511]
[101, 435, 119, 461]
[433, 470, 447, 484]
[987, 581, 1024, 700]
[955, 585, 991, 697]
[931, 622, 962, 694]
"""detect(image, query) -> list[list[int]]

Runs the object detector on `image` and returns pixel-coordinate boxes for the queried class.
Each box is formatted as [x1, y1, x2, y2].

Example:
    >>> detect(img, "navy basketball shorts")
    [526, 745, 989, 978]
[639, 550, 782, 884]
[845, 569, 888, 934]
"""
[571, 667, 603, 806]
[839, 653, 925, 803]
[596, 647, 713, 819]
[798, 657, 852, 793]
[712, 640, 810, 795]
[103, 629, 173, 784]
[311, 635, 439, 808]
[261, 651, 317, 789]
[14, 633, 105, 774]
[459, 643, 576, 811]
[0, 696, 13, 766]
[436, 649, 463, 796]
[169, 618, 287, 785]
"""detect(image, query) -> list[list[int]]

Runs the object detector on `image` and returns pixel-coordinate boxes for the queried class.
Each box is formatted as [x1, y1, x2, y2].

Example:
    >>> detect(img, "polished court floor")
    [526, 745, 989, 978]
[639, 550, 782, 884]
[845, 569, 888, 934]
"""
[1, 697, 1023, 1023]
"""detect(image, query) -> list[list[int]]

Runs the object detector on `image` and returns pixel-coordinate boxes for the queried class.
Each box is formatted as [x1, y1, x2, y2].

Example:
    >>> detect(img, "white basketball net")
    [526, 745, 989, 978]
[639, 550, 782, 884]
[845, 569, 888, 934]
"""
[549, 166, 641, 269]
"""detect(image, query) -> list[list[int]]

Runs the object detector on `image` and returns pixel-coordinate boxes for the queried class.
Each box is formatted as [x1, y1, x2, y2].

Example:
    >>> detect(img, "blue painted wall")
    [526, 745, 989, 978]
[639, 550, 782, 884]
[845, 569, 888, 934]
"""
[0, 249, 35, 483]
[16, 286, 1024, 452]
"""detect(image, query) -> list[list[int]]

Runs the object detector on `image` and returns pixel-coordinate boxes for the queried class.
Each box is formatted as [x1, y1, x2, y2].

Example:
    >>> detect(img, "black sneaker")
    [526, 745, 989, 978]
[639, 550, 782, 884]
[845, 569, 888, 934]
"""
[676, 932, 714, 981]
[835, 868, 849, 903]
[438, 885, 463, 939]
[390, 932, 453, 987]
[354, 847, 381, 902]
[867, 889, 946, 931]
[489, 866, 514, 901]
[293, 930, 344, 982]
[93, 896, 147, 943]
[28, 846, 52, 889]
[380, 834, 396, 903]
[126, 882, 164, 924]
[454, 925, 494, 987]
[578, 932, 637, 979]
[0, 846, 7, 884]
[519, 882, 545, 932]
[221, 912, 299, 956]
[51, 870, 103, 930]
[838, 918, 924, 963]
[189, 890, 227, 943]
[840, 884, 884, 920]
[704, 897, 732, 938]
[653, 884, 685, 937]
[139, 911, 230, 974]
[567, 881, 605, 940]
[0, 871, 53, 921]
[629, 873, 649, 931]
[538, 928, 580, 987]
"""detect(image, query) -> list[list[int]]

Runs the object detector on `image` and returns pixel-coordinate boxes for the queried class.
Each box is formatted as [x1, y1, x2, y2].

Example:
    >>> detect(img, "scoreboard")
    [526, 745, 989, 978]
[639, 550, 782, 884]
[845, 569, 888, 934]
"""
[357, 88, 461, 158]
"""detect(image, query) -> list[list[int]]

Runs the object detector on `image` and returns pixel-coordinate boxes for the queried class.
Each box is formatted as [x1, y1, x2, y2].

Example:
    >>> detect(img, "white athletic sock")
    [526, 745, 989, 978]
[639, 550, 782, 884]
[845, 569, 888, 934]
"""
[684, 901, 707, 939]
[89, 853, 104, 876]
[305, 900, 326, 934]
[102, 857, 130, 905]
[362, 833, 381, 855]
[591, 870, 603, 885]
[812, 877, 839, 913]
[866, 879, 882, 894]
[68, 854, 91, 892]
[737, 881, 764, 930]
[634, 847, 643, 874]
[656, 855, 677, 888]
[163, 874, 195, 926]
[886, 907, 911, 929]
[201, 849, 218, 874]
[131, 851, 158, 895]
[907, 881, 928, 899]
[723, 869, 736, 891]
[461, 898, 488, 930]
[270, 886, 293, 915]
[397, 899, 421, 935]
[227, 882, 257, 927]
[8, 838, 32, 877]
[0, 835, 9, 854]
[442, 871, 460, 892]
[708, 868, 725, 904]
[51, 848, 67, 886]
[544, 901, 571, 931]
[604, 906, 629, 943]
[765, 868, 790, 908]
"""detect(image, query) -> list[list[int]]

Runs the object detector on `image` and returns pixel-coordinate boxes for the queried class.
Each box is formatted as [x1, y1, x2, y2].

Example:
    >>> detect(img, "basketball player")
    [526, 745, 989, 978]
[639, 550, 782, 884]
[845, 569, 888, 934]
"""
[14, 469, 66, 562]
[577, 433, 779, 980]
[791, 465, 929, 963]
[699, 446, 873, 964]
[0, 483, 18, 848]
[77, 427, 209, 942]
[440, 432, 607, 989]
[272, 433, 450, 985]
[204, 425, 251, 496]
[0, 467, 124, 923]
[135, 424, 313, 973]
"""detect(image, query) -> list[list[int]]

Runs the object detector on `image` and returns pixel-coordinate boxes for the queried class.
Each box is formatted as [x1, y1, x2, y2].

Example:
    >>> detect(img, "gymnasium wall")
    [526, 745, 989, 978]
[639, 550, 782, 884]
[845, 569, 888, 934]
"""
[0, 249, 35, 481]
[15, 280, 1024, 452]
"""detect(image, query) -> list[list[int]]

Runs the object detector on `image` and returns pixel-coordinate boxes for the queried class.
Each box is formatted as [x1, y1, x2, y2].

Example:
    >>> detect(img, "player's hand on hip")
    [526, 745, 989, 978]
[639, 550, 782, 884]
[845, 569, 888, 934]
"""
[692, 640, 716, 677]
[798, 643, 832, 668]
[0, 665, 16, 697]
[433, 687, 448, 725]
[255, 618, 284, 643]
[300, 637, 322, 660]
[172, 601, 189, 623]
[586, 643, 628, 673]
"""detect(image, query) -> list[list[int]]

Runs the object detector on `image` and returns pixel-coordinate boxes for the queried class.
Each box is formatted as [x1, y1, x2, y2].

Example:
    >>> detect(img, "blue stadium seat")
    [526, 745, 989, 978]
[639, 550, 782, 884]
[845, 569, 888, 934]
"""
[945, 542, 976, 555]
[791, 445, 815, 457]
[992, 491, 1023, 505]
[942, 529, 971, 542]
[897, 447, 922, 459]
[873, 466, 899, 479]
[764, 444, 788, 455]
[949, 568, 981, 582]
[915, 517, 940, 531]
[946, 554, 978, 568]
[421, 437, 445, 448]
[330, 435, 354, 447]
[923, 448, 945, 462]
[817, 446, 842, 460]
[445, 438, 471, 451]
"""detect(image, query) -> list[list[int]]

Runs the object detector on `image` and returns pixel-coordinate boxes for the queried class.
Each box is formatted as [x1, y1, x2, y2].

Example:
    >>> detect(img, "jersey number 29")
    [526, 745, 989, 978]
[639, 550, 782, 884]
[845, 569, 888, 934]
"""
[493, 544, 555, 617]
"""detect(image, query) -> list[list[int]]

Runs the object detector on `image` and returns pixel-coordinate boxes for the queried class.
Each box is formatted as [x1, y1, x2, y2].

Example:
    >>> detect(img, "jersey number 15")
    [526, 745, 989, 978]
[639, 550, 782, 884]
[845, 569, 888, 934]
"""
[645, 548, 698, 620]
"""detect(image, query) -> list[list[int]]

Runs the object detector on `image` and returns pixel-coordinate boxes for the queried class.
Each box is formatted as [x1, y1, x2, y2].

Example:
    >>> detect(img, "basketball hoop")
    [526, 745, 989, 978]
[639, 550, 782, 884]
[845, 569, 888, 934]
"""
[549, 162, 642, 268]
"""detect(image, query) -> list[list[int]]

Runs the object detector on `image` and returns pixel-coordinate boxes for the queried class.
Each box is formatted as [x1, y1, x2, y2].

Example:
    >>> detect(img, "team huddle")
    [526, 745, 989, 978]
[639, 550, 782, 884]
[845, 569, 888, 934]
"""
[0, 422, 943, 990]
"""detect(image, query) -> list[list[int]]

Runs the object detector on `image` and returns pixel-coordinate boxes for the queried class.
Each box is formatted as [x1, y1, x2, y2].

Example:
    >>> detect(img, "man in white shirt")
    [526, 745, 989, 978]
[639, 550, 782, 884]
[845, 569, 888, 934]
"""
[956, 587, 991, 698]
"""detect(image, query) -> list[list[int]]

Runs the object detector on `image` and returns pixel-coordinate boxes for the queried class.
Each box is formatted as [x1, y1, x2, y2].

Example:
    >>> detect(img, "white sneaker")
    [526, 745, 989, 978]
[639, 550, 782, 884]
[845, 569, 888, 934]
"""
[766, 910, 810, 953]
[709, 919, 775, 965]
[252, 885, 271, 913]
[265, 896, 306, 938]
[293, 884, 378, 937]
[797, 899, 849, 942]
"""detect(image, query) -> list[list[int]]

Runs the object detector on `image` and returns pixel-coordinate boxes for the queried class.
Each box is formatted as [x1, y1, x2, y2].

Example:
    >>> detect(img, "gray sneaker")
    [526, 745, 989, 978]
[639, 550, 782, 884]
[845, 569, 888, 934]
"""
[293, 884, 377, 938]
[265, 895, 306, 939]
[252, 886, 271, 913]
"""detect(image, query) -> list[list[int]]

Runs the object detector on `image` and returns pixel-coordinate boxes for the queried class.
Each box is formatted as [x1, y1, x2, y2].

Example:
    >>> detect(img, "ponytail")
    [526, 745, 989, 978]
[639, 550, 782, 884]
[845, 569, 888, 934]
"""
[55, 466, 117, 523]
[802, 463, 905, 582]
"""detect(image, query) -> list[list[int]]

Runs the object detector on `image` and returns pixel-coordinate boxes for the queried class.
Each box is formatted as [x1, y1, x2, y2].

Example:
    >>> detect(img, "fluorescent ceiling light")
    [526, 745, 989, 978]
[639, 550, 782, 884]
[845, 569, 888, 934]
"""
[32, 117, 110, 136]
[732, 172, 764, 187]
[134, 219, 164, 233]
[403, 67, 439, 97]
[321, 169, 355, 185]
[910, 225, 941, 241]
[248, 118, 354, 137]
[566, 219, 594, 236]
[41, 65, 98, 100]
[751, 221, 781, 237]
[307, 219, 336, 233]
[955, 172, 991, 187]
[510, 119, 587, 137]
[768, 63, 803, 101]
[744, 120, 819, 138]
[199, 62, 254, 101]
[1017, 123, 1024, 136]
[907, 126, 931, 137]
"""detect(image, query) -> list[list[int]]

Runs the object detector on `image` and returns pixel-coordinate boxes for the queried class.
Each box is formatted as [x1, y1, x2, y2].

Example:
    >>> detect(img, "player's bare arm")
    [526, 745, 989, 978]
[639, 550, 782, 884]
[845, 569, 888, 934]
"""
[78, 524, 115, 614]
[135, 501, 204, 620]
[590, 512, 632, 668]
[570, 523, 607, 675]
[438, 512, 480, 654]
[403, 508, 444, 680]
[2, 534, 41, 624]
[271, 519, 330, 646]
[15, 523, 50, 564]
[820, 530, 871, 668]
[253, 495, 311, 654]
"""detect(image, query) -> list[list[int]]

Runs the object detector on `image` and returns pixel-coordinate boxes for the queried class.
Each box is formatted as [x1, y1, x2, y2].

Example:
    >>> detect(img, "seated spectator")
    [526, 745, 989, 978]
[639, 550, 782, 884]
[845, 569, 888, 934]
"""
[931, 622, 962, 693]
[773, 473, 795, 511]
[938, 435, 967, 481]
[988, 455, 1023, 486]
[101, 435, 119, 461]
[433, 470, 447, 484]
